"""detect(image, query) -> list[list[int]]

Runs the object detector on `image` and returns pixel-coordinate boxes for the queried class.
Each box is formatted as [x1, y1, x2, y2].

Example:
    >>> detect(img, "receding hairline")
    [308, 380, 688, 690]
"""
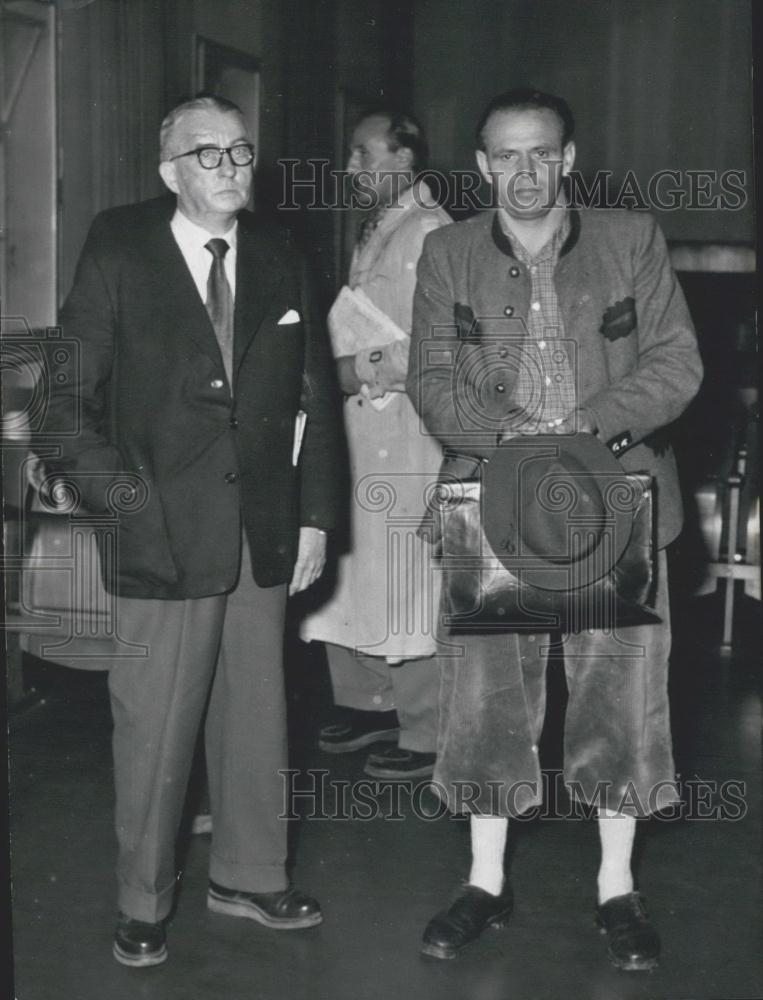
[159, 96, 248, 161]
[354, 109, 428, 171]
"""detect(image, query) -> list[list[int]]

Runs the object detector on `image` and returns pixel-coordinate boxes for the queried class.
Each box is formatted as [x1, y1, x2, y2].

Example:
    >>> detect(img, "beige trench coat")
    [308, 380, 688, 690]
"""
[301, 182, 451, 659]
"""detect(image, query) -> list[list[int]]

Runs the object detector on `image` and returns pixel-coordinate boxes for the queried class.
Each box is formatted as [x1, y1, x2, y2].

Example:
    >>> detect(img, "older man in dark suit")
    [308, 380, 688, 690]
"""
[43, 95, 343, 967]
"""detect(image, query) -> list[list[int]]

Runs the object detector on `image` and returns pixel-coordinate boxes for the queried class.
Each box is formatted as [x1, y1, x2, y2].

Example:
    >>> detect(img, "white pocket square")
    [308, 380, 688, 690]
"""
[277, 309, 301, 325]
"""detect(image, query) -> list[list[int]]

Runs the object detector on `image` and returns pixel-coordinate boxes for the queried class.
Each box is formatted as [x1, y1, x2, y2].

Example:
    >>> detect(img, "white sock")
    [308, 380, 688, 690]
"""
[468, 815, 508, 896]
[597, 809, 636, 904]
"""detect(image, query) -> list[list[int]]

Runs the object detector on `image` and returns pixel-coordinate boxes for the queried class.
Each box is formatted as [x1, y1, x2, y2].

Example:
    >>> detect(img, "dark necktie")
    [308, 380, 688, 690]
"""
[357, 207, 382, 248]
[204, 238, 234, 384]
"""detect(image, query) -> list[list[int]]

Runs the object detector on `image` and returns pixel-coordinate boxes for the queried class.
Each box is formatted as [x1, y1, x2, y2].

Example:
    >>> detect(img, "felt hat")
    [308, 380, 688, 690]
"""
[482, 433, 637, 591]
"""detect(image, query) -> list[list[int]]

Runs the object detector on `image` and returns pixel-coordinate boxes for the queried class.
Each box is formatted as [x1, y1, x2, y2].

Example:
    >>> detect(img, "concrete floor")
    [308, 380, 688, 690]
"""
[7, 588, 762, 1000]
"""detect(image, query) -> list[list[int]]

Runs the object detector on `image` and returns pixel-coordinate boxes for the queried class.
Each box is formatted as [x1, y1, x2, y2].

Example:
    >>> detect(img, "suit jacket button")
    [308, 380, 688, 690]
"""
[509, 267, 520, 278]
[229, 416, 239, 428]
[225, 472, 238, 484]
[211, 379, 224, 389]
[503, 306, 514, 316]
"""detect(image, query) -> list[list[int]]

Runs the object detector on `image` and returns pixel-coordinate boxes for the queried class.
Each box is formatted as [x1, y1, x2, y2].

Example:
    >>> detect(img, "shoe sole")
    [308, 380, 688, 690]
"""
[112, 941, 168, 968]
[605, 948, 659, 972]
[420, 941, 458, 960]
[207, 892, 324, 929]
[318, 729, 399, 754]
[363, 763, 435, 779]
[420, 912, 511, 960]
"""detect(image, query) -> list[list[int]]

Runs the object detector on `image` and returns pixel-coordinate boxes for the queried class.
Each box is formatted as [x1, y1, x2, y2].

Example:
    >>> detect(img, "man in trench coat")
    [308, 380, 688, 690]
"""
[301, 111, 450, 779]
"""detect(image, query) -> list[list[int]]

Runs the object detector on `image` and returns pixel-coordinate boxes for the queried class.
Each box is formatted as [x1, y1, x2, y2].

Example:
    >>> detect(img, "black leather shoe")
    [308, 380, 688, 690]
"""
[207, 881, 323, 929]
[113, 913, 167, 967]
[319, 707, 399, 753]
[421, 883, 513, 959]
[364, 747, 436, 779]
[596, 891, 660, 971]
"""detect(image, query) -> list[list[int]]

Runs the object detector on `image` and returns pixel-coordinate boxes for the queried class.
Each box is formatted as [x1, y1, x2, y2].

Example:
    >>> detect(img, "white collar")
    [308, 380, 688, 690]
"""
[171, 208, 238, 251]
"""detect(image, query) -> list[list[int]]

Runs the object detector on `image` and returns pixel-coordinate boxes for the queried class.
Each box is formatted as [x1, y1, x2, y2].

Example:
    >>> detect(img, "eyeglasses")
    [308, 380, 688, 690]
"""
[169, 143, 255, 170]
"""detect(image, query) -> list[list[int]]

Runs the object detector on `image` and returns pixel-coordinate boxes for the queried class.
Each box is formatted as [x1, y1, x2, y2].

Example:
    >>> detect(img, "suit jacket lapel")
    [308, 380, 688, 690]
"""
[233, 221, 282, 374]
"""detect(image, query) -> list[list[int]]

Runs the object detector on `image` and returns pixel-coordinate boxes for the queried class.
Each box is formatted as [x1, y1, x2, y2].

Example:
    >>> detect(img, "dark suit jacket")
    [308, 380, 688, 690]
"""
[45, 197, 345, 598]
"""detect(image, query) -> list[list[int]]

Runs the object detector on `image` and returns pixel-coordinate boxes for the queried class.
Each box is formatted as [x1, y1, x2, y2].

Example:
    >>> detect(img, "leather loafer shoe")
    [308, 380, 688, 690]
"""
[113, 913, 167, 967]
[596, 891, 660, 971]
[207, 881, 323, 929]
[319, 707, 399, 753]
[421, 883, 513, 959]
[364, 747, 436, 779]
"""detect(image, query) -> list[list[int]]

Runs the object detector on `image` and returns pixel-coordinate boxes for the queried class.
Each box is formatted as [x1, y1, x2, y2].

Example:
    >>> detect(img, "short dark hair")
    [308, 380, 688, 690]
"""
[160, 94, 246, 160]
[475, 88, 575, 151]
[365, 109, 429, 173]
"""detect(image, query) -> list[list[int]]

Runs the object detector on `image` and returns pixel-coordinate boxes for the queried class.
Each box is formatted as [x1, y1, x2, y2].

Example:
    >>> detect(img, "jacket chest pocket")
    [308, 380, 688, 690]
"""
[599, 296, 637, 343]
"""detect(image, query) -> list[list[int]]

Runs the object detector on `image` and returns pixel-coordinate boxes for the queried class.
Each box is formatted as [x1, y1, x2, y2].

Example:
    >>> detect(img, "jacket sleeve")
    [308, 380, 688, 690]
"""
[354, 209, 449, 393]
[296, 253, 347, 532]
[407, 231, 522, 458]
[40, 214, 127, 512]
[583, 215, 703, 449]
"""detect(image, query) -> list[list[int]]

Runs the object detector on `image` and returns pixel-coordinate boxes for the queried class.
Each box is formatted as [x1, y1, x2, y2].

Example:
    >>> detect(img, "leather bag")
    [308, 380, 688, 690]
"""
[436, 469, 659, 633]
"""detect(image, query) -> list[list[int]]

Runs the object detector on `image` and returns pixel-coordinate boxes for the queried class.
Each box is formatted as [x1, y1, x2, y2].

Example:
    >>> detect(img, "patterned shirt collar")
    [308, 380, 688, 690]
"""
[491, 206, 580, 262]
[498, 209, 570, 266]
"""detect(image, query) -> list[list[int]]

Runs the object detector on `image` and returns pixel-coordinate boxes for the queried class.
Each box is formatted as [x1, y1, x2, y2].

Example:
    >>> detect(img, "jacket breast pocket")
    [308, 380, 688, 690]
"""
[599, 296, 637, 342]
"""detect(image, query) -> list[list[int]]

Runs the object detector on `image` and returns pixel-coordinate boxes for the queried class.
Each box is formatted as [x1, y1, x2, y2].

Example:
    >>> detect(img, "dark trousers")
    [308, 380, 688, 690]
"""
[108, 540, 288, 922]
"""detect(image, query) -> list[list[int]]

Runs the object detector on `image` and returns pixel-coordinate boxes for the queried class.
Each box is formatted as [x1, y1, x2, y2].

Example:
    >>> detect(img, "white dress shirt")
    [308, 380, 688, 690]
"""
[170, 209, 238, 304]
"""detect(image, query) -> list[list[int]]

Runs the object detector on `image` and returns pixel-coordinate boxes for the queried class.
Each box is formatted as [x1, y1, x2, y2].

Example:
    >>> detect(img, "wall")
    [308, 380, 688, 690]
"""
[2, 1, 57, 327]
[58, 0, 168, 297]
[413, 0, 754, 243]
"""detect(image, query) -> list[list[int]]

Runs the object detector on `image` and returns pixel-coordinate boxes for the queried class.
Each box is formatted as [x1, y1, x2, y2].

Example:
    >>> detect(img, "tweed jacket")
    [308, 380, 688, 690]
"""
[407, 207, 703, 548]
[43, 196, 344, 598]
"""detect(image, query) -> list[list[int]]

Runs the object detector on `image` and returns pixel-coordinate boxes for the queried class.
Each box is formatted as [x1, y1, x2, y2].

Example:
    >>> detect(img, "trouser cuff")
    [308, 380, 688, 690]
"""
[333, 690, 396, 713]
[398, 733, 437, 753]
[117, 877, 176, 924]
